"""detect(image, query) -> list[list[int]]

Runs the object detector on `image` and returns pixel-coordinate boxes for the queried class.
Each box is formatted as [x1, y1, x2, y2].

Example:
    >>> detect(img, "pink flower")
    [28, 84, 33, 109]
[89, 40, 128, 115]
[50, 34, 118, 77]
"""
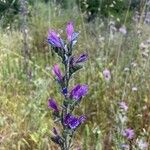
[119, 102, 128, 111]
[52, 64, 63, 81]
[66, 21, 74, 42]
[103, 69, 111, 81]
[123, 128, 134, 140]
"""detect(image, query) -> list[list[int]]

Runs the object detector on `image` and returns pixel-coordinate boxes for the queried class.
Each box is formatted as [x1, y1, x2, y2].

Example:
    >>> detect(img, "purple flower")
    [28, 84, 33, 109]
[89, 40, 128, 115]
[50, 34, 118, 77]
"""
[76, 54, 88, 63]
[66, 21, 79, 45]
[48, 98, 59, 112]
[52, 64, 63, 81]
[70, 84, 88, 101]
[64, 114, 71, 125]
[66, 21, 74, 42]
[70, 54, 88, 67]
[73, 54, 88, 65]
[62, 87, 68, 95]
[119, 25, 127, 35]
[123, 128, 134, 140]
[68, 116, 80, 129]
[64, 114, 86, 129]
[103, 69, 111, 81]
[119, 102, 128, 111]
[48, 30, 63, 48]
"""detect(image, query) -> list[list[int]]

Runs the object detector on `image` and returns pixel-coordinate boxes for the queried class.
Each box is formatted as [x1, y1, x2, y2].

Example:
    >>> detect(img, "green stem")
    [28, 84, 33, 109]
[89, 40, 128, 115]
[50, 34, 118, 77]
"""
[61, 56, 72, 150]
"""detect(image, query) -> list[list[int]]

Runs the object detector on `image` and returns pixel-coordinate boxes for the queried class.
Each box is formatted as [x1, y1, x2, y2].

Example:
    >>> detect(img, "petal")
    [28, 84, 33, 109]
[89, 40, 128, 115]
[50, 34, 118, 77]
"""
[52, 64, 62, 81]
[75, 53, 88, 64]
[64, 114, 71, 125]
[48, 30, 62, 48]
[71, 32, 79, 41]
[70, 84, 81, 100]
[79, 115, 86, 123]
[79, 85, 88, 96]
[70, 84, 88, 100]
[123, 128, 134, 139]
[75, 85, 88, 100]
[66, 21, 74, 42]
[48, 98, 59, 112]
[68, 116, 80, 129]
[119, 102, 128, 111]
[71, 32, 79, 46]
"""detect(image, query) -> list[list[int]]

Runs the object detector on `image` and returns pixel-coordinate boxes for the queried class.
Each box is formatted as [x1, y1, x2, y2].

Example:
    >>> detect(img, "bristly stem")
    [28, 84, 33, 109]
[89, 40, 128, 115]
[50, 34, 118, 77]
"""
[62, 56, 71, 150]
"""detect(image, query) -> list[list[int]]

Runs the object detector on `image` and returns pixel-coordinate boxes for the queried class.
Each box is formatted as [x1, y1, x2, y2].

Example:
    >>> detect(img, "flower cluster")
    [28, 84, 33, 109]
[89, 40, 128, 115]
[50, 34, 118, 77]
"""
[47, 21, 88, 150]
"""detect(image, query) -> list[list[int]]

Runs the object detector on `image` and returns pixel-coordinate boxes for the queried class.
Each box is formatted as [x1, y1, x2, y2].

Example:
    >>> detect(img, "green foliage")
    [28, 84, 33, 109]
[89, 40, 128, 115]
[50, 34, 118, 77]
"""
[0, 0, 143, 28]
[0, 0, 19, 27]
[76, 0, 142, 22]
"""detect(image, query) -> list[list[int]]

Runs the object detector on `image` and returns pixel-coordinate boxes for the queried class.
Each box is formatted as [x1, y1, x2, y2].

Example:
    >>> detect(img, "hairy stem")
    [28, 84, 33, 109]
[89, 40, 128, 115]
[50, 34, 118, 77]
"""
[61, 56, 72, 150]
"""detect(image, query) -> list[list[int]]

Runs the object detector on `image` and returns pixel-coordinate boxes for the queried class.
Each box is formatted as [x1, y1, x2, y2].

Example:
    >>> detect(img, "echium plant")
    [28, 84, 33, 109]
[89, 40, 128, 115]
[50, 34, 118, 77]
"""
[47, 21, 88, 150]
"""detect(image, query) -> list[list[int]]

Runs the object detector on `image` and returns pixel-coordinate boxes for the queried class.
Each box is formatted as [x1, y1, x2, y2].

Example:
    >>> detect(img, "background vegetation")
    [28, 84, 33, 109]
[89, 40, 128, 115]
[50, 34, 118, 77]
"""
[0, 0, 150, 149]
